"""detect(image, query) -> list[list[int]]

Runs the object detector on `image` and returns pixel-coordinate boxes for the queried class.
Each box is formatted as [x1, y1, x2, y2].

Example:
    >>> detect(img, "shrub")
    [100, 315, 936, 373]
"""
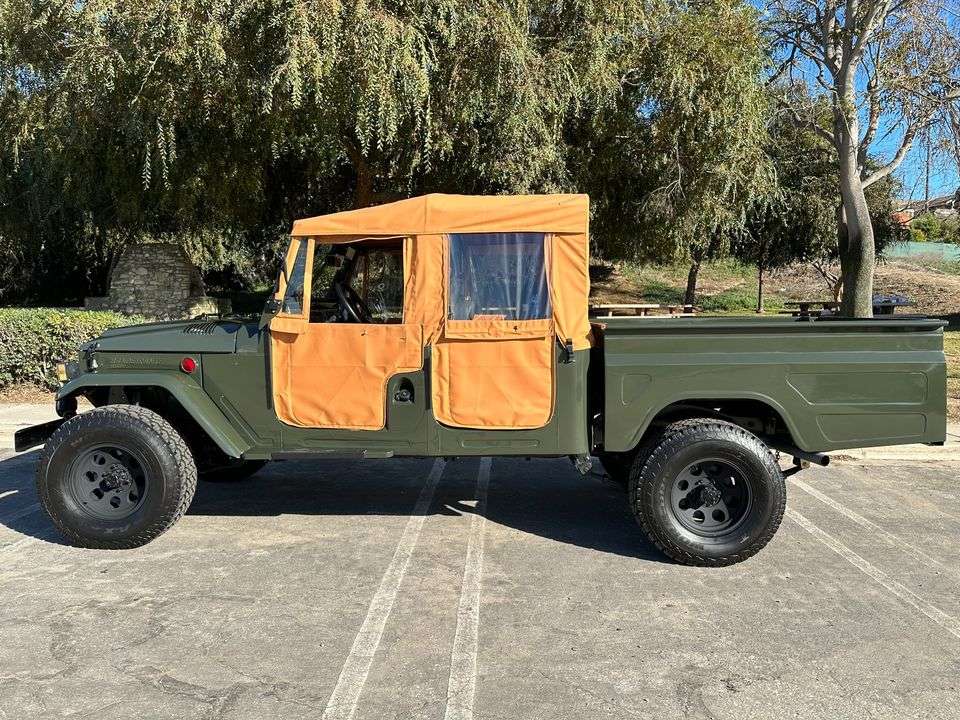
[0, 308, 143, 390]
[910, 213, 955, 243]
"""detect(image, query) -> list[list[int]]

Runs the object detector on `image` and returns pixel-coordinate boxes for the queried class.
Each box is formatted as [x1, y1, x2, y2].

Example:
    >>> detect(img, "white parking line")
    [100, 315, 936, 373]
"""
[444, 457, 492, 720]
[787, 508, 960, 640]
[789, 476, 956, 577]
[321, 459, 445, 720]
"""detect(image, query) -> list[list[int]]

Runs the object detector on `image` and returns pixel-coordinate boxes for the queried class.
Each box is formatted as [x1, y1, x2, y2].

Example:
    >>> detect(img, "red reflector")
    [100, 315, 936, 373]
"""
[180, 357, 197, 374]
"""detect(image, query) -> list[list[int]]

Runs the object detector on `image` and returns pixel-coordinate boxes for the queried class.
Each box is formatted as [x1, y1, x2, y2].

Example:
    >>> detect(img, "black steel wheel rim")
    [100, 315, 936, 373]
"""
[669, 458, 753, 537]
[67, 444, 149, 520]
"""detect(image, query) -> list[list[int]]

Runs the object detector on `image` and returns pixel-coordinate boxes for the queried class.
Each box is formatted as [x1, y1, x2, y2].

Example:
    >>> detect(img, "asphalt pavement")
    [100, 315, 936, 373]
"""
[1, 406, 959, 719]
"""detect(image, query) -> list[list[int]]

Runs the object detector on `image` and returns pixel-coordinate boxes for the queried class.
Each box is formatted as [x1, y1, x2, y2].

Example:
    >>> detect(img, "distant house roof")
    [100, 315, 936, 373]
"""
[891, 211, 913, 227]
[896, 189, 959, 213]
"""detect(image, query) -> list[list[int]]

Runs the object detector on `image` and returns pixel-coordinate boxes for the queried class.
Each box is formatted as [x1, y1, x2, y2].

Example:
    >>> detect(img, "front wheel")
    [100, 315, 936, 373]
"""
[629, 419, 786, 566]
[36, 405, 197, 549]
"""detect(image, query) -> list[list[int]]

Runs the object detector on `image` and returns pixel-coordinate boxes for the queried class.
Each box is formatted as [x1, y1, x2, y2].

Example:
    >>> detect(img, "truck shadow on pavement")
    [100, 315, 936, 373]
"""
[0, 454, 669, 563]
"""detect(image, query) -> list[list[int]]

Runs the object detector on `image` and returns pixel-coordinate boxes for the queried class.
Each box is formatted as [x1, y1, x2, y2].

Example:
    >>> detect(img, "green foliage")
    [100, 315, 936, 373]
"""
[0, 309, 141, 389]
[583, 0, 773, 264]
[0, 0, 654, 303]
[734, 107, 908, 278]
[637, 280, 684, 305]
[615, 259, 785, 312]
[0, 0, 775, 304]
[699, 288, 785, 313]
[910, 213, 960, 244]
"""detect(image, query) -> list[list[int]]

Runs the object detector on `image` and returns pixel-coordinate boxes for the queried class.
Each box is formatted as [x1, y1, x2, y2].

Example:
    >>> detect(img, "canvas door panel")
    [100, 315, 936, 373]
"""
[271, 323, 422, 430]
[433, 231, 556, 430]
[432, 325, 555, 430]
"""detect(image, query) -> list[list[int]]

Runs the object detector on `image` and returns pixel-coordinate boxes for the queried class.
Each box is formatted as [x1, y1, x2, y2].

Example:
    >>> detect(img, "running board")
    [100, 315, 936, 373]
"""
[271, 449, 395, 461]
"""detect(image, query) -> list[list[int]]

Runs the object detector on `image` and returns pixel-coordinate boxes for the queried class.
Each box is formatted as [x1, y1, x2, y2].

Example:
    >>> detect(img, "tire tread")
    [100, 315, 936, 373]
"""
[36, 405, 197, 549]
[629, 418, 786, 567]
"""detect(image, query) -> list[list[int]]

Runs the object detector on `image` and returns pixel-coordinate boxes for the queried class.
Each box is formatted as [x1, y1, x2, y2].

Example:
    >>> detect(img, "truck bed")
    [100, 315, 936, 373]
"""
[594, 315, 947, 453]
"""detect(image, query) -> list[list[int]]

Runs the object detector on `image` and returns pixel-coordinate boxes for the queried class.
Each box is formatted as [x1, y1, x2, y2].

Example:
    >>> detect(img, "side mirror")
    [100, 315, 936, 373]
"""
[259, 297, 282, 330]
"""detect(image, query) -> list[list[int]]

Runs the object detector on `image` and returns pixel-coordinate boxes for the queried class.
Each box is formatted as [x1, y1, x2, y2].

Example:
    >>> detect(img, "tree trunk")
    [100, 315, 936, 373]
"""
[756, 240, 766, 314]
[837, 136, 875, 317]
[341, 134, 375, 209]
[756, 262, 764, 313]
[355, 164, 373, 208]
[684, 256, 702, 306]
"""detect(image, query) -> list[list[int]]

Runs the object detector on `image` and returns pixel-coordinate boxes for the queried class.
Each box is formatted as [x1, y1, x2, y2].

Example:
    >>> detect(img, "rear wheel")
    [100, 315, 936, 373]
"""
[629, 419, 785, 566]
[36, 406, 197, 549]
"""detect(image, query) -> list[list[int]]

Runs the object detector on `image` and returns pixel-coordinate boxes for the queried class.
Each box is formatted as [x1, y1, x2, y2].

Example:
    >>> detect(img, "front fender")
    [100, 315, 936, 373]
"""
[57, 372, 251, 458]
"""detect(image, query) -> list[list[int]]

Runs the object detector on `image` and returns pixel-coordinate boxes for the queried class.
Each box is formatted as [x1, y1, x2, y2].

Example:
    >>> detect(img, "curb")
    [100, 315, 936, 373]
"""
[828, 443, 960, 463]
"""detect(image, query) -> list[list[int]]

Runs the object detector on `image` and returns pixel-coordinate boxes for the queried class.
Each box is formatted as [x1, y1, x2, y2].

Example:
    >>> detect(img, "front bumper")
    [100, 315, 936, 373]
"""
[13, 392, 78, 453]
[14, 418, 67, 453]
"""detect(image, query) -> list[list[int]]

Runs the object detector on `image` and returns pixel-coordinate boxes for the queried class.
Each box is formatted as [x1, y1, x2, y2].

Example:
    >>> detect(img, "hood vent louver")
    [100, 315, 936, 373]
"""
[183, 322, 219, 335]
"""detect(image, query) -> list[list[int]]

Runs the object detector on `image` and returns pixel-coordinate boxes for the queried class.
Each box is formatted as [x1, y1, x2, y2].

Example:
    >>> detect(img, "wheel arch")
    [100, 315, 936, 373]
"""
[58, 373, 250, 458]
[620, 393, 803, 453]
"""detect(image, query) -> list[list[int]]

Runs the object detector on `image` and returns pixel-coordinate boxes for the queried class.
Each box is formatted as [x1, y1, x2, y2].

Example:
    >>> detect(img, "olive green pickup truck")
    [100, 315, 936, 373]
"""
[15, 194, 947, 566]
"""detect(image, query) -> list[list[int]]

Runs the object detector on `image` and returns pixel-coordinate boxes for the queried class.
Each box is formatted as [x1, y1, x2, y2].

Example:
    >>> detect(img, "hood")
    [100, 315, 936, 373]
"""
[94, 319, 252, 354]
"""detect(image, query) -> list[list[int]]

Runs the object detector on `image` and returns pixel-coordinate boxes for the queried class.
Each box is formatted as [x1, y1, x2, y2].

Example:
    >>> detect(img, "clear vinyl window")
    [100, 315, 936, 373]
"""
[448, 232, 550, 321]
[307, 241, 404, 323]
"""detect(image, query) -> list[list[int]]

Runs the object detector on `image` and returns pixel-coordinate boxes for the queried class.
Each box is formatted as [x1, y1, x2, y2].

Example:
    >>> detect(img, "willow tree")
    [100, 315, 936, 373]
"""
[1, 0, 776, 306]
[766, 0, 960, 316]
[2, 0, 650, 206]
[579, 0, 773, 304]
[0, 0, 656, 302]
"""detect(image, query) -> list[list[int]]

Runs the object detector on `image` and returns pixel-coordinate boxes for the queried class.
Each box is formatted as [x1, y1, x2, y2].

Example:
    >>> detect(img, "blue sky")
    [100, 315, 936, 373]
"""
[891, 139, 958, 200]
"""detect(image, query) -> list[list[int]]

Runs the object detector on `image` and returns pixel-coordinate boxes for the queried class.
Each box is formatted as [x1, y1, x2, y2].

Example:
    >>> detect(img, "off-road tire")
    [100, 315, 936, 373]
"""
[199, 459, 268, 483]
[629, 418, 786, 566]
[36, 405, 197, 549]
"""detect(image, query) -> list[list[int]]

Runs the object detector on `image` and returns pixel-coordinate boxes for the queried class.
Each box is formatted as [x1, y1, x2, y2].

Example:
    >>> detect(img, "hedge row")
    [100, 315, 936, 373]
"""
[0, 308, 142, 390]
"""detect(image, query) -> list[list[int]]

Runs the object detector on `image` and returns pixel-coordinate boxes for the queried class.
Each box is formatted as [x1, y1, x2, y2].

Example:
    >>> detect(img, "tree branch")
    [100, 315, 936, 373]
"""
[781, 98, 837, 144]
[862, 124, 918, 187]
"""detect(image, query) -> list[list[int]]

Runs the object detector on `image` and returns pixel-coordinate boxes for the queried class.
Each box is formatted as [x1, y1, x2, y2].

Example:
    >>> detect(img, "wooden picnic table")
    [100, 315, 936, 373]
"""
[873, 299, 915, 315]
[781, 297, 915, 317]
[784, 300, 840, 311]
[780, 300, 841, 318]
[589, 303, 695, 317]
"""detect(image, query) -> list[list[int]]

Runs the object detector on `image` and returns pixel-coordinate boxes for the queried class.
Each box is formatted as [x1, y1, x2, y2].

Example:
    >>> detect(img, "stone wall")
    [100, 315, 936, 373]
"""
[85, 243, 230, 320]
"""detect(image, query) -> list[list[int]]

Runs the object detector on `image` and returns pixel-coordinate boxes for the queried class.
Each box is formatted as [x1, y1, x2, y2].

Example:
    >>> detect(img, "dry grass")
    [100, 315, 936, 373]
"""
[944, 331, 960, 421]
[0, 385, 54, 404]
[593, 256, 960, 317]
[594, 257, 960, 421]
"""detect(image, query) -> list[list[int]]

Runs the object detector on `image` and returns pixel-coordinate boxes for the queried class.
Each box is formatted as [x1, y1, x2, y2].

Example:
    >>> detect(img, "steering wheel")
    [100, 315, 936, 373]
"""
[334, 281, 374, 323]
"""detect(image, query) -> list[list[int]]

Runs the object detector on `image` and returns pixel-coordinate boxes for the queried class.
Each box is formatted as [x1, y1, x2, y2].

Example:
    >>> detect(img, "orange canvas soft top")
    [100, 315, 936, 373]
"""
[290, 193, 588, 238]
[283, 191, 592, 349]
[275, 193, 592, 431]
